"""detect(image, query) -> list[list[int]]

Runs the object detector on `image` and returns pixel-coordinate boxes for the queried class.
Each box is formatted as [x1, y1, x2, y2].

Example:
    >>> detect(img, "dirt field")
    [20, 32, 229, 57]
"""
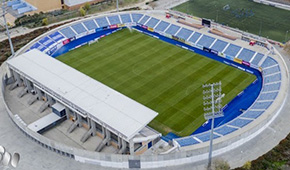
[26, 0, 62, 13]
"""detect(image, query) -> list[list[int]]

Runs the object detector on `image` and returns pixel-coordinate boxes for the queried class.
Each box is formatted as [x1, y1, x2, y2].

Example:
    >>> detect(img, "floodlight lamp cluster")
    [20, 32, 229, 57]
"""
[202, 82, 221, 88]
[202, 82, 223, 120]
[0, 146, 20, 168]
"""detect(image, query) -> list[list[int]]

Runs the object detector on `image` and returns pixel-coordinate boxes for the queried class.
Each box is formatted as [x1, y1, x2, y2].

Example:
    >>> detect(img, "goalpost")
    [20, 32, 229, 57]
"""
[88, 38, 99, 46]
[127, 26, 133, 32]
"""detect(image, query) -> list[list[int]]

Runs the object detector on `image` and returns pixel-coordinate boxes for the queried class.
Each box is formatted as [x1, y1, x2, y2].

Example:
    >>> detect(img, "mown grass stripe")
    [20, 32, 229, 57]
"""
[57, 29, 256, 136]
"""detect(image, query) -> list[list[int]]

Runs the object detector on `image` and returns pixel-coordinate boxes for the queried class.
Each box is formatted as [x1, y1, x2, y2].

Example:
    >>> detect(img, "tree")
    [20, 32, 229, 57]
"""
[149, 2, 157, 9]
[242, 161, 251, 170]
[213, 159, 230, 170]
[284, 41, 290, 54]
[79, 7, 86, 16]
[42, 18, 48, 26]
[119, 0, 124, 5]
[84, 2, 91, 11]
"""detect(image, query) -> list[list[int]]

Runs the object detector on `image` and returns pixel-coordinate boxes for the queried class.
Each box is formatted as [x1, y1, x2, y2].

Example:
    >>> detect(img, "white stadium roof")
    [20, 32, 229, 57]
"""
[7, 49, 158, 141]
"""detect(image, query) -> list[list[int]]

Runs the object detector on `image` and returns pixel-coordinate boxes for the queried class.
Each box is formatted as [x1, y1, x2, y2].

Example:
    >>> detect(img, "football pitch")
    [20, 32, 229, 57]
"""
[57, 29, 256, 136]
[173, 0, 290, 42]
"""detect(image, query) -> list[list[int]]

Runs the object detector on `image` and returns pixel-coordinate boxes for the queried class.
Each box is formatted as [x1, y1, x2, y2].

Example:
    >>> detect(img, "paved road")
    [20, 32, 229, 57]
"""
[1, 1, 290, 169]
[0, 90, 116, 170]
[216, 47, 290, 168]
[0, 96, 198, 170]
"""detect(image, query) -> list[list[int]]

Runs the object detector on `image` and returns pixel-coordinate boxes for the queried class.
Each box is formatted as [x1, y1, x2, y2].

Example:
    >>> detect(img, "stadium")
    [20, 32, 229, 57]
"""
[0, 9, 288, 169]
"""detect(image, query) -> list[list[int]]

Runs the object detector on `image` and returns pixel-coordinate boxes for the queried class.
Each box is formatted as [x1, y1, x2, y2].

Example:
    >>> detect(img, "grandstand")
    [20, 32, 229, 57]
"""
[7, 49, 161, 155]
[1, 10, 287, 169]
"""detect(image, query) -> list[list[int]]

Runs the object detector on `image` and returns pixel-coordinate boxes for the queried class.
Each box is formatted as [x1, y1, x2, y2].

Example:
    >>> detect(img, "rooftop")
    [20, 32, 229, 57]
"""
[7, 49, 158, 141]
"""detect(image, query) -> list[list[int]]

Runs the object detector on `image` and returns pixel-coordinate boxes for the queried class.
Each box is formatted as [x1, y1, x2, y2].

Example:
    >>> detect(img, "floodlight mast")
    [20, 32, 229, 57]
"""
[1, 0, 15, 56]
[116, 0, 119, 12]
[203, 81, 224, 170]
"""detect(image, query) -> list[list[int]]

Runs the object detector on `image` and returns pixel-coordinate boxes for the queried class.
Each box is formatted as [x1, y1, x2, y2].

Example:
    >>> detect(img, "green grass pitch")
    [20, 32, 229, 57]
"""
[57, 29, 256, 136]
[173, 0, 290, 42]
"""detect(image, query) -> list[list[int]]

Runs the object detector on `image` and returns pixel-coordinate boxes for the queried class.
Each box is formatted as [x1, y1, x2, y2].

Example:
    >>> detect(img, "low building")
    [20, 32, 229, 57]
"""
[63, 0, 105, 10]
[7, 0, 106, 15]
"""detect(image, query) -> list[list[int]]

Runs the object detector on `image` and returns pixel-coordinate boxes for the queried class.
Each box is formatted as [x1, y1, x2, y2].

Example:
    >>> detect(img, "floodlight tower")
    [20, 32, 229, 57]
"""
[285, 30, 289, 43]
[1, 0, 15, 56]
[203, 81, 224, 170]
[116, 0, 119, 12]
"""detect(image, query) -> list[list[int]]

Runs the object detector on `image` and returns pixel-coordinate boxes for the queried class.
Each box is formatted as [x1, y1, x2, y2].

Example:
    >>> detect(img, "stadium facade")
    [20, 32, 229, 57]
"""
[0, 10, 288, 168]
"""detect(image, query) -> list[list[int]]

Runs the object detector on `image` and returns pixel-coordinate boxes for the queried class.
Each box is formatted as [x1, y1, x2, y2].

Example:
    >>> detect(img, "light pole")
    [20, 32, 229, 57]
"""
[216, 10, 219, 23]
[1, 0, 15, 56]
[285, 30, 289, 43]
[203, 81, 224, 170]
[116, 0, 119, 12]
[259, 21, 262, 37]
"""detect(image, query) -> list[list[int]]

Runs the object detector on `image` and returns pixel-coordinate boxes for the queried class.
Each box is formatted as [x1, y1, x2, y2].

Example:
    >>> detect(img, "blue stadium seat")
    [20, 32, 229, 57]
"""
[262, 83, 281, 92]
[30, 42, 46, 52]
[241, 110, 264, 119]
[139, 15, 150, 25]
[38, 45, 46, 52]
[197, 35, 215, 48]
[195, 132, 220, 142]
[224, 44, 241, 57]
[263, 65, 280, 75]
[145, 17, 160, 28]
[83, 20, 98, 30]
[131, 13, 143, 22]
[107, 15, 121, 25]
[237, 48, 255, 62]
[214, 126, 238, 136]
[59, 27, 76, 39]
[258, 92, 278, 101]
[229, 118, 252, 128]
[30, 42, 41, 49]
[39, 36, 55, 47]
[120, 14, 132, 23]
[261, 57, 278, 68]
[188, 32, 202, 44]
[264, 73, 281, 83]
[211, 40, 228, 52]
[251, 101, 272, 110]
[49, 31, 65, 42]
[251, 53, 264, 65]
[71, 23, 87, 34]
[154, 21, 170, 32]
[95, 17, 109, 27]
[165, 24, 180, 35]
[176, 137, 200, 147]
[176, 28, 193, 40]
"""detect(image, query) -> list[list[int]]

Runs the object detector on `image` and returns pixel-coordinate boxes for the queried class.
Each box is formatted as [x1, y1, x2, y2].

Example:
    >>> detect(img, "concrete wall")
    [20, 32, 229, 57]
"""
[1, 10, 289, 169]
[253, 0, 290, 11]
